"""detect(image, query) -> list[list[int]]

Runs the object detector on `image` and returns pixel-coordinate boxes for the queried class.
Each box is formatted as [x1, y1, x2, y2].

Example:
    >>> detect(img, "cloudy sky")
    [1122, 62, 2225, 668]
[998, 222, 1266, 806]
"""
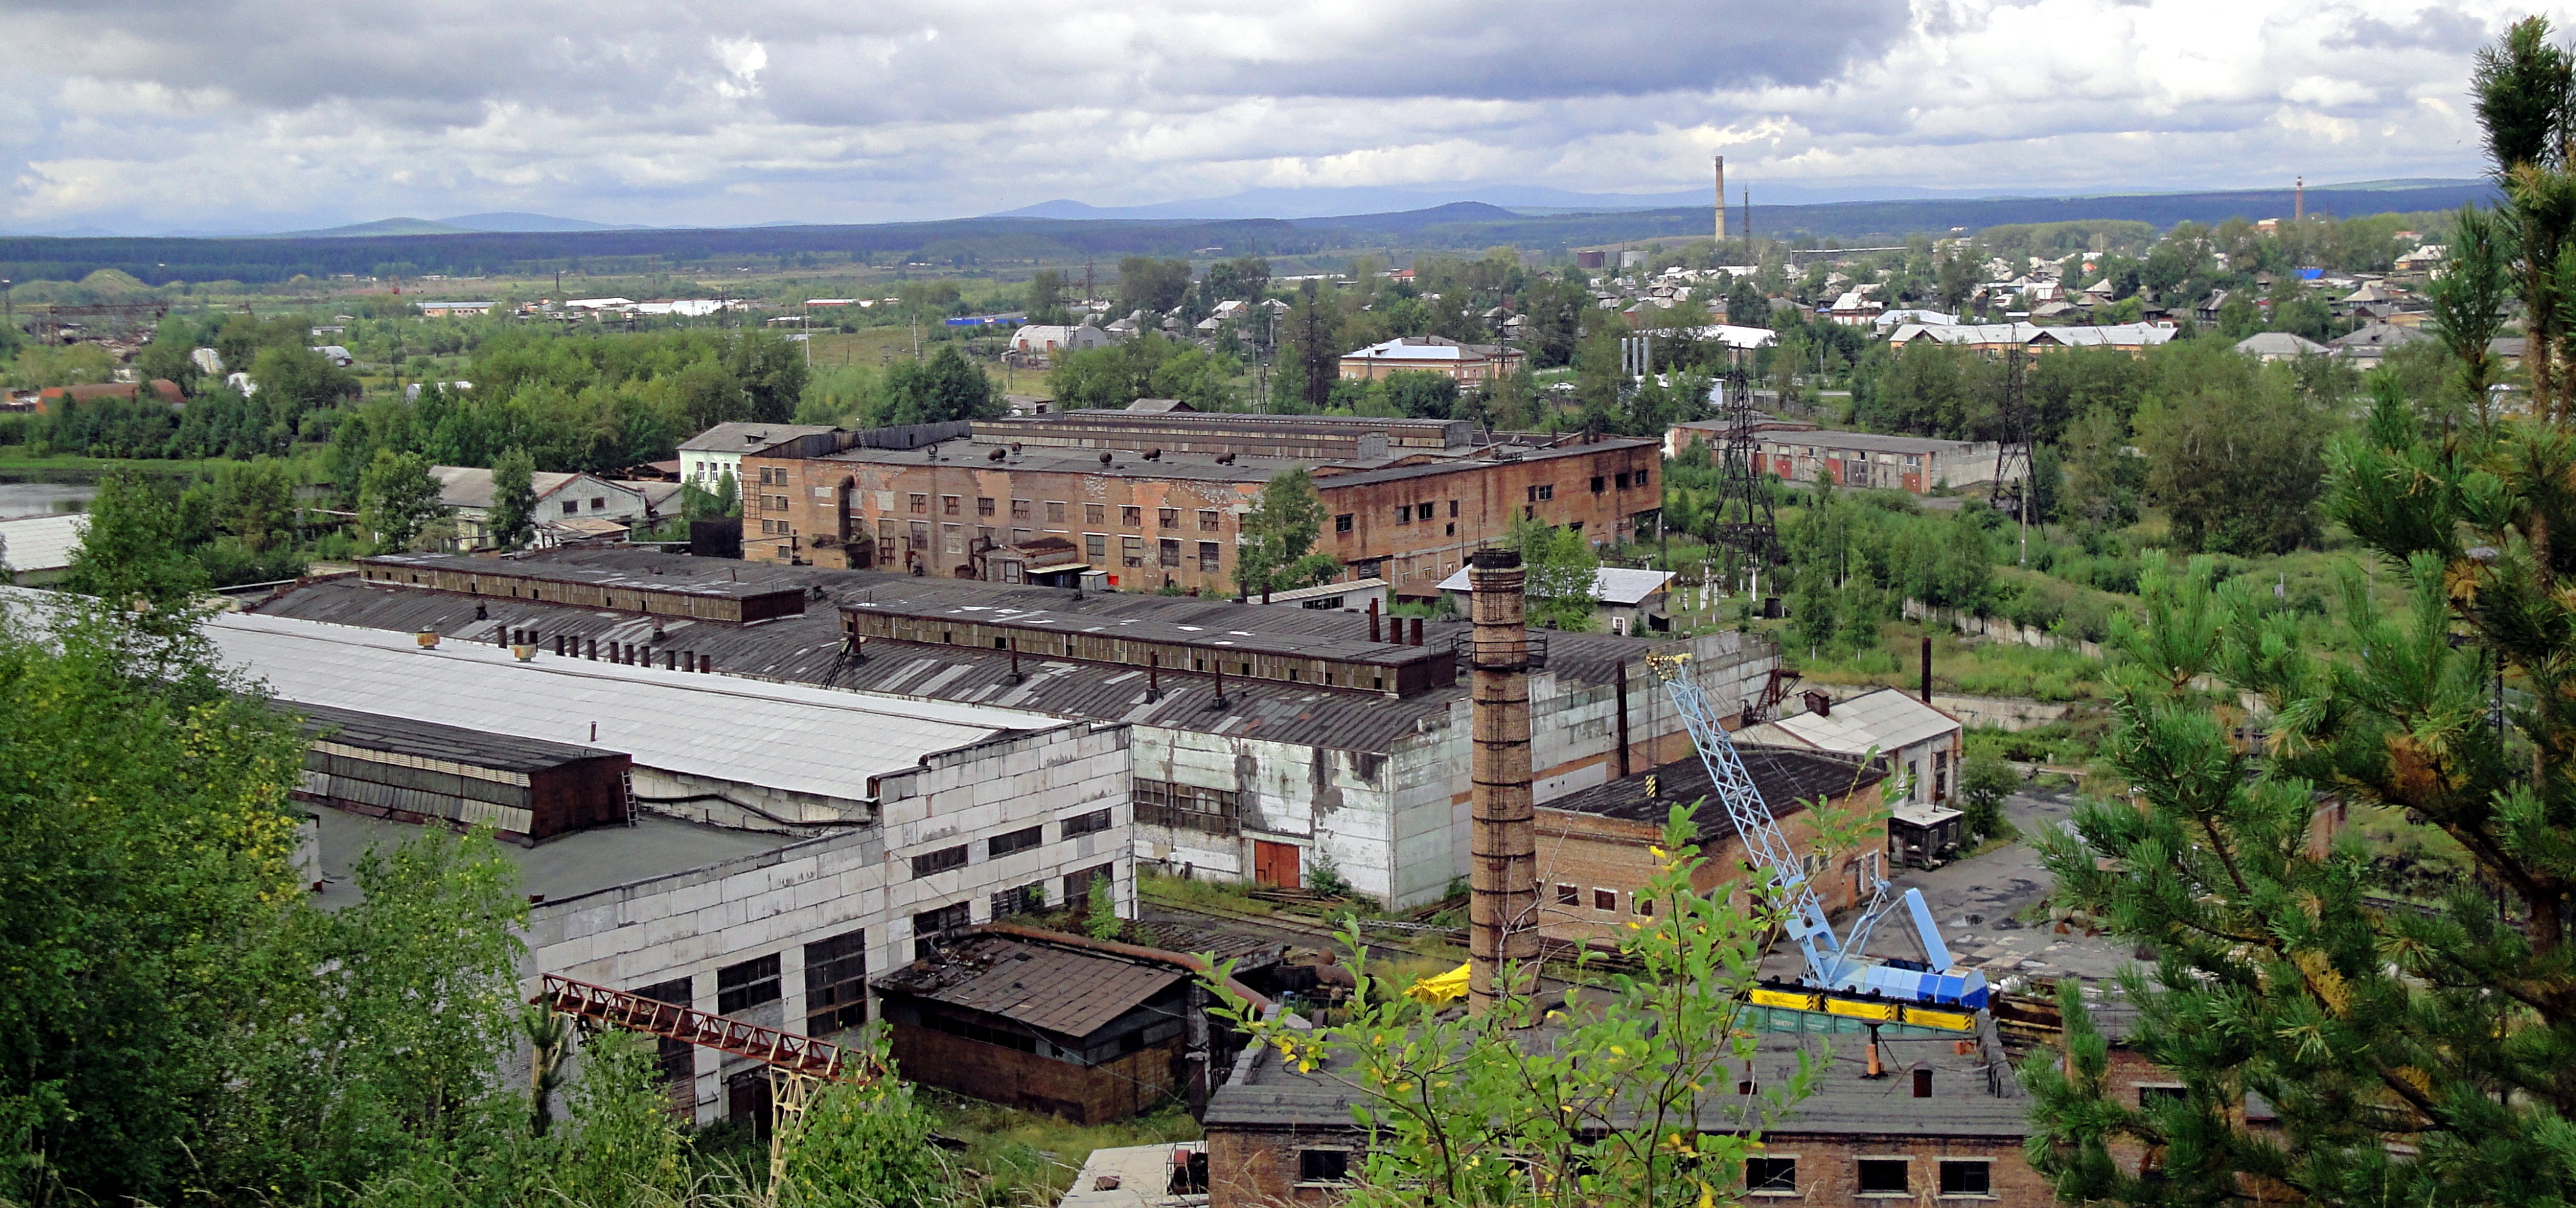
[0, 0, 2554, 234]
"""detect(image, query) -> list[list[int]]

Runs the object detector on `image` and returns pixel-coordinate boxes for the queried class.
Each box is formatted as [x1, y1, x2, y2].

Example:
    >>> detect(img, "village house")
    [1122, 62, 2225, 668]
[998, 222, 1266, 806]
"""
[1336, 336, 1525, 386]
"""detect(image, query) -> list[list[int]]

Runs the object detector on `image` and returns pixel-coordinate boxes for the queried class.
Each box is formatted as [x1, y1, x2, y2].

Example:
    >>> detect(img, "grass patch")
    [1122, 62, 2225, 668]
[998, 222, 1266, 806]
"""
[1138, 870, 1281, 917]
[928, 1095, 1202, 1207]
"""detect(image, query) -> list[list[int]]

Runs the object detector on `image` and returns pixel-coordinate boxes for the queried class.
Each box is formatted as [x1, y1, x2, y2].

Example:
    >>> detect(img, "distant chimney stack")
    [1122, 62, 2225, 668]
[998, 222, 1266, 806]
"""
[2294, 176, 2304, 223]
[1714, 155, 1727, 244]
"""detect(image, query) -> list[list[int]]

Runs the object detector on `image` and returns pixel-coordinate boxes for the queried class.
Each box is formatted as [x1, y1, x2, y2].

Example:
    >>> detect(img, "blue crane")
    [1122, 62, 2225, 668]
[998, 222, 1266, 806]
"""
[1648, 653, 1988, 1010]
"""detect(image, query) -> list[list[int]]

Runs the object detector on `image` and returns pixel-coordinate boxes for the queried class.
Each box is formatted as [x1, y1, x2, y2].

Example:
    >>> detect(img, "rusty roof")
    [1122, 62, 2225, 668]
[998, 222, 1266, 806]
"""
[875, 932, 1183, 1040]
[1543, 744, 1884, 844]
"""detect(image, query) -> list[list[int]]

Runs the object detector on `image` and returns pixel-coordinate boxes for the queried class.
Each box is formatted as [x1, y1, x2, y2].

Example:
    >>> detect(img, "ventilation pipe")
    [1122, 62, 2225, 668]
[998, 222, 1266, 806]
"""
[1468, 548, 1540, 1019]
[1368, 597, 1381, 643]
[1921, 636, 1933, 705]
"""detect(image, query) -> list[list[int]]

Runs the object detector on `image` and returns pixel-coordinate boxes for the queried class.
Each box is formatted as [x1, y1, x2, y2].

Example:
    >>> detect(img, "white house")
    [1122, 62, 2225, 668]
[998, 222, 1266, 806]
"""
[430, 466, 648, 550]
[1739, 687, 1962, 806]
[676, 423, 839, 493]
[1008, 325, 1114, 360]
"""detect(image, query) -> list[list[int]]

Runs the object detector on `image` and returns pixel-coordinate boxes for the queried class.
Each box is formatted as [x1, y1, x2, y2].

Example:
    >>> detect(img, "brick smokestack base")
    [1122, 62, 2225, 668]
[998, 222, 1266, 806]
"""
[1468, 548, 1539, 1017]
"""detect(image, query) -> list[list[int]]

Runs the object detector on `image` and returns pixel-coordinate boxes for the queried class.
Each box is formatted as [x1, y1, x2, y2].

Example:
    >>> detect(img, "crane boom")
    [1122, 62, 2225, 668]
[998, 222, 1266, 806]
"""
[1647, 653, 1988, 1010]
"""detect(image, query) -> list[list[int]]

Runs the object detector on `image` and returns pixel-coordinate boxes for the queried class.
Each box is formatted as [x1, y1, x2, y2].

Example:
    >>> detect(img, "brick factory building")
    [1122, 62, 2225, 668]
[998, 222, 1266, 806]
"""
[248, 548, 1780, 910]
[1336, 335, 1526, 385]
[729, 405, 1658, 600]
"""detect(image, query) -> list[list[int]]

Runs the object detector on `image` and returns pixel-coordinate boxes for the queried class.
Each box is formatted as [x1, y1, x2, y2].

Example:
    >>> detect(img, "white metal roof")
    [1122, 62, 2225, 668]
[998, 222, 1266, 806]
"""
[1765, 687, 1959, 756]
[204, 611, 1069, 803]
[1433, 566, 1673, 606]
[0, 513, 85, 574]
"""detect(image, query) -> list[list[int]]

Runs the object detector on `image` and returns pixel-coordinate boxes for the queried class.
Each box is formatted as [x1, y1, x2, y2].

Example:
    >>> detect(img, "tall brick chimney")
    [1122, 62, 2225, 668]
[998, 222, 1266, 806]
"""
[1714, 155, 1727, 244]
[1468, 548, 1540, 1018]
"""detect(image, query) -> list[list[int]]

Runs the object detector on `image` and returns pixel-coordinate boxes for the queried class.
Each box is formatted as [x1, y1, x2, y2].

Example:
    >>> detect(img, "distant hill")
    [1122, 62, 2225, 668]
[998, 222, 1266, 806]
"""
[439, 211, 643, 233]
[0, 179, 2502, 286]
[267, 217, 473, 238]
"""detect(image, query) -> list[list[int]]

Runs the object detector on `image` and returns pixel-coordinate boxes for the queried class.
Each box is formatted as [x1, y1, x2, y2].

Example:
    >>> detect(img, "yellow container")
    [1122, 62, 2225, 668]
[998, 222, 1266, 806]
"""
[1749, 987, 1817, 1011]
[1902, 1007, 1976, 1032]
[1824, 997, 1900, 1021]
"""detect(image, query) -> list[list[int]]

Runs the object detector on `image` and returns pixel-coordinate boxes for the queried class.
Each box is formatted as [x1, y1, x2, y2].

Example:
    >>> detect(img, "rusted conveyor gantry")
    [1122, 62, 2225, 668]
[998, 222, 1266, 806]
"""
[535, 974, 871, 1082]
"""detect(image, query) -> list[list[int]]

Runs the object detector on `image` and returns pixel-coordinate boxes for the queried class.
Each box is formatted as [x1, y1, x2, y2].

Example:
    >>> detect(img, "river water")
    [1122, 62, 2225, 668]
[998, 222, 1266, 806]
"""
[0, 480, 97, 518]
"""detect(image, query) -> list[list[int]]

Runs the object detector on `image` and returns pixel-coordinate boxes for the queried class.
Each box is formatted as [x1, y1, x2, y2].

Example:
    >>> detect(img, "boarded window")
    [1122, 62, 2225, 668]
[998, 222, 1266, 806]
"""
[1159, 538, 1181, 567]
[1159, 507, 1179, 529]
[1085, 503, 1105, 525]
[1198, 541, 1221, 572]
[1120, 505, 1142, 527]
[1122, 535, 1145, 567]
[1046, 501, 1066, 523]
[716, 954, 780, 1013]
[1198, 509, 1222, 532]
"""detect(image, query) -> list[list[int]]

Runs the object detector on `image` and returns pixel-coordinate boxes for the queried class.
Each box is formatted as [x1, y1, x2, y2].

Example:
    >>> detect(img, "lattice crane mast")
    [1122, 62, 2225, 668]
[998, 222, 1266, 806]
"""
[1646, 654, 1988, 1009]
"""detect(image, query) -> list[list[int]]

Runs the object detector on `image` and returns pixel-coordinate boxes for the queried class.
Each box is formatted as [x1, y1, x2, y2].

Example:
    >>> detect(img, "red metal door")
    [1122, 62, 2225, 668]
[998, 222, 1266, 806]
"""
[1253, 840, 1301, 889]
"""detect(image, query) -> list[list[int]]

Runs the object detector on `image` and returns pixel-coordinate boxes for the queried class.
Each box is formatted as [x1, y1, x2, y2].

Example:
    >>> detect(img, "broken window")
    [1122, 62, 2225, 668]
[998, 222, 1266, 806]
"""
[803, 930, 867, 1035]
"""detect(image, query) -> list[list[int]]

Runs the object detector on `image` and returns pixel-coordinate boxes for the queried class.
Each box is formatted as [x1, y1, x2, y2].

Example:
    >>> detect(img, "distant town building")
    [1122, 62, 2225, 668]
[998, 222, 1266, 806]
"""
[1336, 336, 1525, 386]
[429, 466, 648, 550]
[676, 423, 841, 491]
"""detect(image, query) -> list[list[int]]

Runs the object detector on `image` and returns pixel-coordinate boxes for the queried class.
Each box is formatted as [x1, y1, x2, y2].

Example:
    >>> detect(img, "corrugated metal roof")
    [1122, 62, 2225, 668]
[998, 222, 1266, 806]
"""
[1765, 688, 1959, 755]
[292, 701, 620, 773]
[877, 934, 1182, 1040]
[1434, 565, 1672, 606]
[207, 610, 1064, 801]
[244, 551, 1748, 755]
[0, 513, 85, 574]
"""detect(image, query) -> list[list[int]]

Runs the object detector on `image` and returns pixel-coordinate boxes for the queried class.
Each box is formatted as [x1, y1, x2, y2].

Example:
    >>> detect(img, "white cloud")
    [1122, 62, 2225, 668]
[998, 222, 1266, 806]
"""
[0, 0, 2558, 232]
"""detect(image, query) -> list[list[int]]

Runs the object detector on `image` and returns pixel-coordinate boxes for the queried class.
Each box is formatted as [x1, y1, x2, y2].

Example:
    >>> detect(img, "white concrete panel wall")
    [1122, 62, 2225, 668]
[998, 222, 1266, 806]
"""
[523, 721, 1132, 1125]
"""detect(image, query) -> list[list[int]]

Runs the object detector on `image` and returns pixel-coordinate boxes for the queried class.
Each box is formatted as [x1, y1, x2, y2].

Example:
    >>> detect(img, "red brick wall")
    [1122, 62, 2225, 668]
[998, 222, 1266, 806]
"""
[744, 441, 1660, 600]
[886, 1022, 1184, 1125]
[1316, 443, 1658, 597]
[1532, 785, 1878, 950]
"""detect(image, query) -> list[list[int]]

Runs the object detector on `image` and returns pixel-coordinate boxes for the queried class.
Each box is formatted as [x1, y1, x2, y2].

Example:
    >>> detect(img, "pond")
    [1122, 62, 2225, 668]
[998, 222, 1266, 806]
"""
[0, 480, 97, 517]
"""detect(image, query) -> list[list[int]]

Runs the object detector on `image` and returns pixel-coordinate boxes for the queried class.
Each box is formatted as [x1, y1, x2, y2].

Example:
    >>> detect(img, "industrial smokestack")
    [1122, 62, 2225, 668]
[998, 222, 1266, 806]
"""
[2294, 176, 2304, 222]
[1714, 155, 1727, 244]
[1468, 548, 1540, 1019]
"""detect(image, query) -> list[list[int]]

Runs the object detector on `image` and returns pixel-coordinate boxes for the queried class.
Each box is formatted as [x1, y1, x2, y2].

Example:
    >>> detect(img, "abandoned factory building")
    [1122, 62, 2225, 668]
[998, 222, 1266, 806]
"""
[730, 403, 1661, 601]
[245, 548, 1780, 910]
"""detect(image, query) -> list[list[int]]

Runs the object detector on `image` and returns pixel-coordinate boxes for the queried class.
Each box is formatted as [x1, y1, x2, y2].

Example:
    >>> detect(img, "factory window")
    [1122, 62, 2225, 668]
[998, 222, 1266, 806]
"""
[1448, 499, 1460, 517]
[1855, 1158, 1909, 1195]
[1556, 883, 1579, 905]
[1525, 505, 1537, 520]
[804, 929, 868, 1035]
[1046, 501, 1067, 524]
[1134, 779, 1240, 835]
[1063, 864, 1116, 910]
[590, 496, 608, 511]
[1122, 536, 1145, 567]
[910, 844, 969, 878]
[1938, 1160, 1990, 1197]
[1121, 505, 1142, 527]
[1537, 483, 1554, 501]
[878, 519, 895, 548]
[1615, 472, 1631, 489]
[1159, 507, 1179, 529]
[1394, 505, 1411, 526]
[1010, 498, 1031, 519]
[1199, 542, 1222, 572]
[1297, 1150, 1352, 1184]
[943, 525, 963, 554]
[1159, 538, 1181, 567]
[716, 954, 781, 1014]
[942, 495, 961, 515]
[1593, 888, 1617, 912]
[1745, 1158, 1797, 1194]
[1085, 503, 1106, 525]
[977, 497, 996, 517]
[908, 493, 928, 514]
[561, 500, 580, 516]
[988, 825, 1044, 859]
[1061, 807, 1113, 838]
[1086, 533, 1107, 561]
[991, 881, 1047, 919]
[634, 977, 696, 1087]
[912, 902, 971, 958]
[1590, 476, 1605, 493]
[1198, 509, 1222, 532]
[1335, 513, 1354, 532]
[1634, 896, 1654, 917]
[908, 521, 928, 548]
[1012, 527, 1032, 544]
[1415, 503, 1435, 521]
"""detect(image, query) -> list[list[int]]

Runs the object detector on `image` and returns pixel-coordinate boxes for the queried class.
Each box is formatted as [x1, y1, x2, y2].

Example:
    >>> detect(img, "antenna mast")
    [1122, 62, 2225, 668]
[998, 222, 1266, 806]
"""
[1710, 345, 1780, 581]
[1990, 346, 2033, 564]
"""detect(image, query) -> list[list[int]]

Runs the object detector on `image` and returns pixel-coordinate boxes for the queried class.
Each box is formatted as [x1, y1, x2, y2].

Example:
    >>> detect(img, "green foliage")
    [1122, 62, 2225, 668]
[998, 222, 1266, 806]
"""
[1273, 285, 1345, 414]
[360, 449, 447, 552]
[1955, 751, 2018, 841]
[875, 344, 1003, 426]
[777, 1040, 955, 1208]
[488, 447, 536, 550]
[1116, 257, 1192, 316]
[7, 342, 115, 389]
[1509, 517, 1599, 630]
[2425, 205, 2515, 426]
[1049, 334, 1240, 413]
[1085, 874, 1123, 942]
[1203, 805, 1813, 1208]
[59, 474, 211, 638]
[2132, 346, 2334, 556]
[1236, 468, 1342, 599]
